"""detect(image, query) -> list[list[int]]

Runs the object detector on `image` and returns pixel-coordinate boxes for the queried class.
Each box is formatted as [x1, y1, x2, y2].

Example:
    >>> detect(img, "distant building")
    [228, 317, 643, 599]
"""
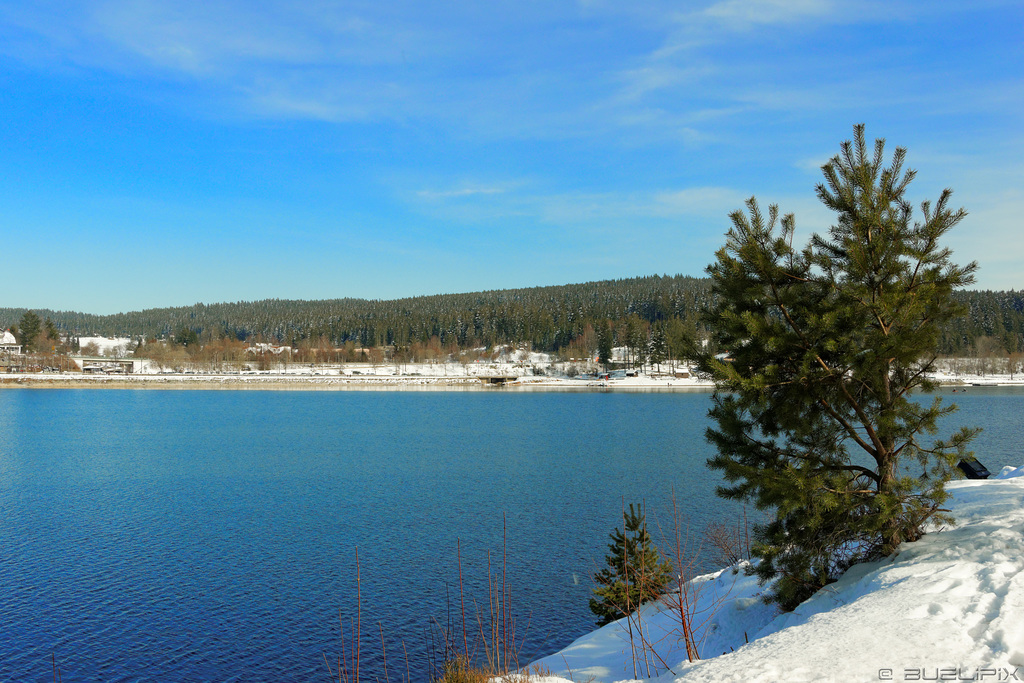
[0, 330, 22, 355]
[246, 343, 293, 355]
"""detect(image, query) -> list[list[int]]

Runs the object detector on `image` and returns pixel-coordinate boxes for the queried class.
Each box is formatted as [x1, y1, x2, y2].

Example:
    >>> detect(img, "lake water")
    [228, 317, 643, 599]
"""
[0, 387, 1019, 682]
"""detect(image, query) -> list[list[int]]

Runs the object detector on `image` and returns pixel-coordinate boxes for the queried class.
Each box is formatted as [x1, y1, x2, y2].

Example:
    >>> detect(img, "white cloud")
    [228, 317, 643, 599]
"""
[0, 0, 445, 123]
[612, 63, 717, 102]
[794, 155, 832, 175]
[701, 0, 832, 27]
[240, 75, 413, 122]
[88, 0, 417, 74]
[651, 187, 749, 217]
[943, 188, 1024, 291]
[417, 186, 510, 200]
[407, 182, 754, 228]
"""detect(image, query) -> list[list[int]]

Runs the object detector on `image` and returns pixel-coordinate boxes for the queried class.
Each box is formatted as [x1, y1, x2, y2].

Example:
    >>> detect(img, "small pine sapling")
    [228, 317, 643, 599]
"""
[590, 503, 673, 627]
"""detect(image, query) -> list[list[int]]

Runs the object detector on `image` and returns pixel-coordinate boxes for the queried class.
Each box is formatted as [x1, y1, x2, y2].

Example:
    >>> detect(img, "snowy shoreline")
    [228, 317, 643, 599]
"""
[0, 374, 715, 391]
[2, 368, 1023, 391]
[7, 337, 1018, 391]
[532, 466, 1024, 683]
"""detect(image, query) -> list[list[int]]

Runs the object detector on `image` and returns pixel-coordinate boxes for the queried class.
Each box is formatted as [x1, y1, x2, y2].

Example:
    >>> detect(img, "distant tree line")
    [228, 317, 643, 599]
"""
[2, 275, 1023, 358]
[0, 276, 710, 356]
[938, 290, 1024, 355]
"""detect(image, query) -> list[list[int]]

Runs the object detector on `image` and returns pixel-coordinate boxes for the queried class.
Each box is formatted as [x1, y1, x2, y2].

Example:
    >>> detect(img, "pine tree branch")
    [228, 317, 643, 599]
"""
[816, 362, 889, 465]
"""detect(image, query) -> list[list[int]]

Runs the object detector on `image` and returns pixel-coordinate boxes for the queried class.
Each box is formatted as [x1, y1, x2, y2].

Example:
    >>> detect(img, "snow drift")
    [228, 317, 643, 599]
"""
[533, 466, 1024, 683]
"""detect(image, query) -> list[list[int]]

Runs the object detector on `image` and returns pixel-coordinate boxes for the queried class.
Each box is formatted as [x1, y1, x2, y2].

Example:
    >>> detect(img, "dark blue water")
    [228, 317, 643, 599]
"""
[0, 387, 1016, 682]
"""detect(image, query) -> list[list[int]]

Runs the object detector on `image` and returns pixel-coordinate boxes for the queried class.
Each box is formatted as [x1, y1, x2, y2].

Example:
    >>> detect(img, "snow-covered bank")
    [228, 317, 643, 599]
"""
[0, 371, 713, 390]
[533, 467, 1024, 683]
[15, 338, 1024, 389]
[9, 363, 1023, 391]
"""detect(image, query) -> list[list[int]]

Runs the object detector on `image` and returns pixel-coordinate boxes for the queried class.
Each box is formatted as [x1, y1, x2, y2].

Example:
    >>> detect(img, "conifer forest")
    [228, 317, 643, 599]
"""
[2, 275, 1023, 357]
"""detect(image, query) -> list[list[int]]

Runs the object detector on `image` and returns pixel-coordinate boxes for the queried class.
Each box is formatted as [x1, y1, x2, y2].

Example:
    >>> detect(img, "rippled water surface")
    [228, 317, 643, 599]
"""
[0, 387, 1017, 681]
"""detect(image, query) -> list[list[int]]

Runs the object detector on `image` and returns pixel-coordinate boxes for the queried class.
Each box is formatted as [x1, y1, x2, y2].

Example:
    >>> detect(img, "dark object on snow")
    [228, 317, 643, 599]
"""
[957, 459, 992, 480]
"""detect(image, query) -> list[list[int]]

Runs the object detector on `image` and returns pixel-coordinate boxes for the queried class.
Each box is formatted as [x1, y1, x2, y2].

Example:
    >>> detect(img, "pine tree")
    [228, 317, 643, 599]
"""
[597, 321, 613, 369]
[17, 311, 41, 353]
[175, 327, 199, 347]
[699, 125, 979, 610]
[589, 504, 673, 626]
[648, 323, 668, 370]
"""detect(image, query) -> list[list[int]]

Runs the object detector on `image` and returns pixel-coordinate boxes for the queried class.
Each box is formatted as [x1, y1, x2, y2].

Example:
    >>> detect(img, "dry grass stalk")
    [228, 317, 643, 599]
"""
[429, 515, 532, 681]
[324, 549, 373, 683]
[327, 521, 543, 683]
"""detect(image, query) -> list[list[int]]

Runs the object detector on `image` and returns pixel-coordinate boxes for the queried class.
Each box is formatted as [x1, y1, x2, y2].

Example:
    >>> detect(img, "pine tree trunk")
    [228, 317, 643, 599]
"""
[878, 450, 901, 556]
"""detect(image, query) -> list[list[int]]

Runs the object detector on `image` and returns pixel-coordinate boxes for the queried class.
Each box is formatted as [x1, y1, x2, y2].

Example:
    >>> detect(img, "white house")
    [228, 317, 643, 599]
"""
[0, 330, 21, 355]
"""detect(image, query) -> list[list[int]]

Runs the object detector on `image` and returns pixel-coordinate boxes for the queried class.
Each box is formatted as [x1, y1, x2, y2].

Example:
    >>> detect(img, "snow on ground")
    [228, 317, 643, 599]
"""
[21, 362, 1024, 390]
[53, 341, 1024, 389]
[531, 467, 1024, 683]
[77, 336, 134, 356]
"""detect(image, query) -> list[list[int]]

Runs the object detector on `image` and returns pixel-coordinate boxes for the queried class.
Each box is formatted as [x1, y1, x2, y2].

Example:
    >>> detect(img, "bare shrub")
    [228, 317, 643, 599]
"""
[702, 507, 752, 569]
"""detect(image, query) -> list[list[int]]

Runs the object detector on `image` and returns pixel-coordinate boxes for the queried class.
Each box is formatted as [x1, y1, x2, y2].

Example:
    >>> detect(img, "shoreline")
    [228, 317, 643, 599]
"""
[0, 373, 718, 391]
[2, 372, 1022, 391]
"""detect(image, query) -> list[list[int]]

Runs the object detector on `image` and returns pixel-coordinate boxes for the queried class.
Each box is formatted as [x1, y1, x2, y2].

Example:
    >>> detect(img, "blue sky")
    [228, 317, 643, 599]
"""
[1, 0, 1021, 314]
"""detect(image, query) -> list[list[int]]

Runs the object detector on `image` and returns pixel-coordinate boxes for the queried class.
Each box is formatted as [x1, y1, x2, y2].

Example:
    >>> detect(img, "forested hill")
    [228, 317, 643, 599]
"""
[0, 276, 710, 351]
[943, 290, 1024, 354]
[3, 276, 1022, 355]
